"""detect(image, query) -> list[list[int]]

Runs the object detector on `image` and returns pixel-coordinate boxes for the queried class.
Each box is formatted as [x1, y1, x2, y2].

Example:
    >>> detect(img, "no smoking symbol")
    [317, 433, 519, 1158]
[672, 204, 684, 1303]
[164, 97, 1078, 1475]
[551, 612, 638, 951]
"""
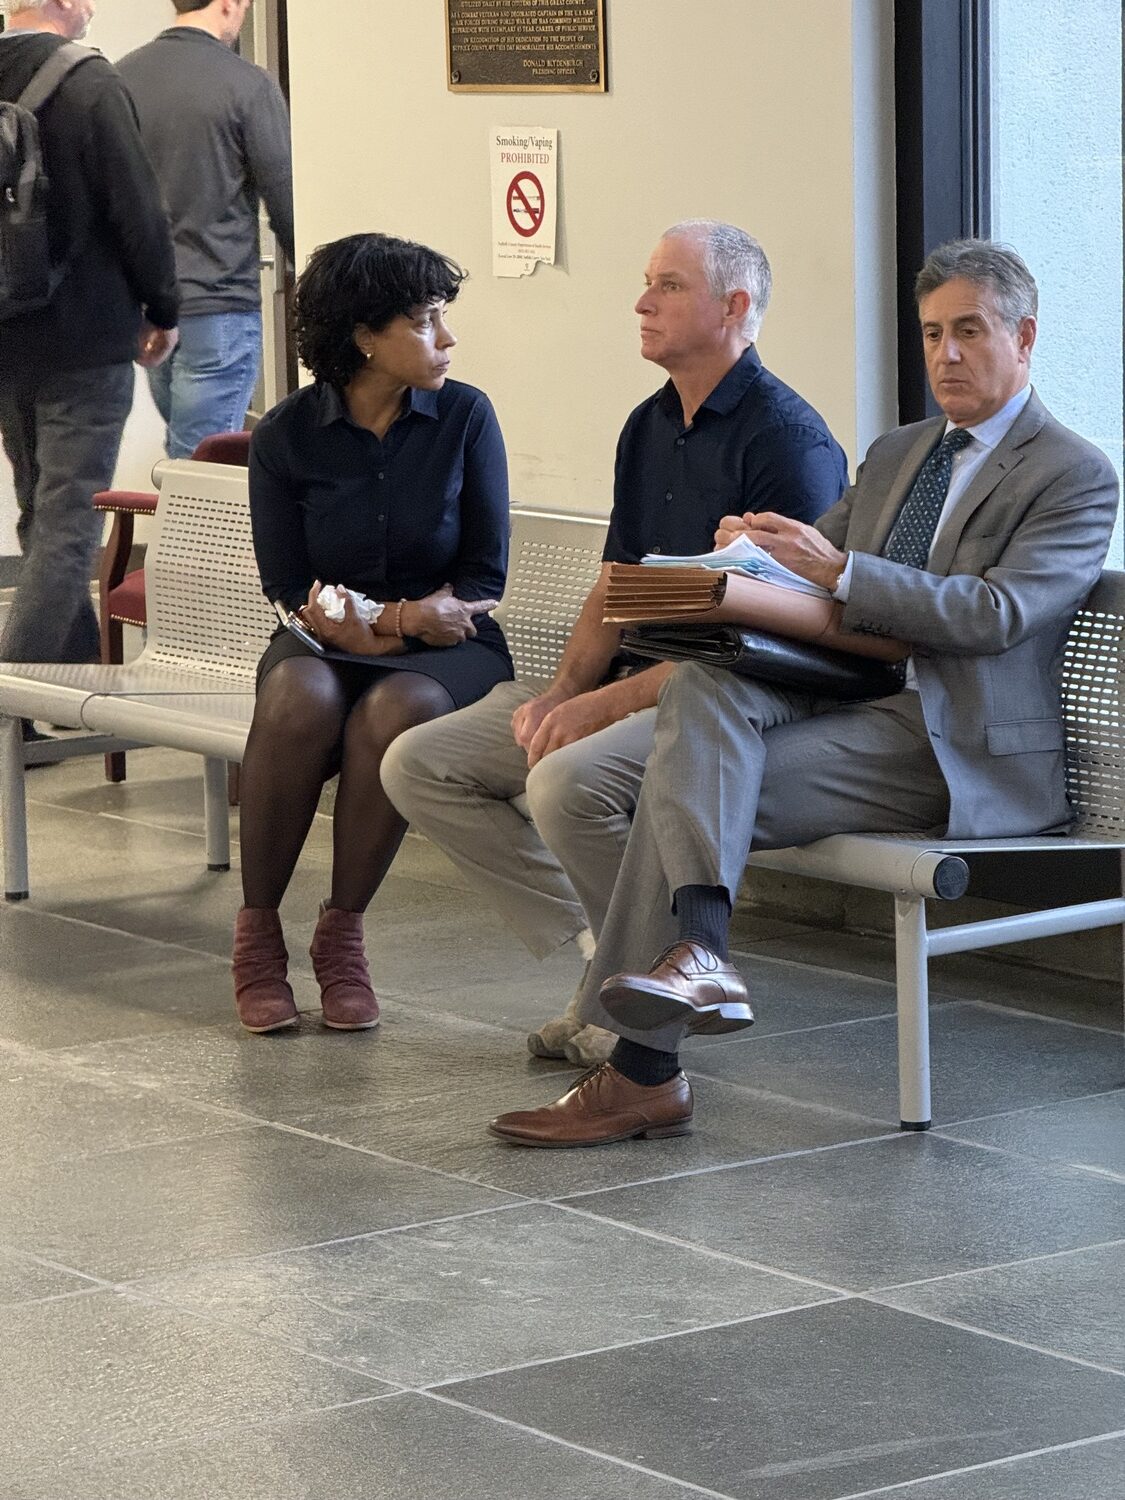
[506, 171, 545, 238]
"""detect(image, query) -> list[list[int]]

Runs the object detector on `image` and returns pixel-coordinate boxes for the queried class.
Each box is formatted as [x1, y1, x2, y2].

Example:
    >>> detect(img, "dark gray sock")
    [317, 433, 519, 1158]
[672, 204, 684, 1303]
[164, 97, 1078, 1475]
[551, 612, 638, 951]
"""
[610, 1037, 681, 1086]
[673, 883, 731, 959]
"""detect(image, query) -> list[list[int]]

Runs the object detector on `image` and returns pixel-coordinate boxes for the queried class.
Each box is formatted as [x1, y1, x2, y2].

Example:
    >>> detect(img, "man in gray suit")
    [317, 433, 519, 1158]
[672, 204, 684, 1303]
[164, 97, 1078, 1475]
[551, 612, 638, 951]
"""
[489, 238, 1120, 1149]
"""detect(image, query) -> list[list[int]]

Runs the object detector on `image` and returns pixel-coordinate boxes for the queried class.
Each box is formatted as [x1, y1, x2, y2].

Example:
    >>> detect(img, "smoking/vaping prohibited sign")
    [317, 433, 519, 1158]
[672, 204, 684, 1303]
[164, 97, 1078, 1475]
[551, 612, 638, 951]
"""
[490, 127, 557, 276]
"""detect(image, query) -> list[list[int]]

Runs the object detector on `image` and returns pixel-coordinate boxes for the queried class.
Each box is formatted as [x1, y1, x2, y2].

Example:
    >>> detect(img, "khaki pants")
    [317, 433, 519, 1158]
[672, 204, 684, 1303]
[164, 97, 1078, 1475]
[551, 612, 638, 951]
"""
[380, 680, 656, 959]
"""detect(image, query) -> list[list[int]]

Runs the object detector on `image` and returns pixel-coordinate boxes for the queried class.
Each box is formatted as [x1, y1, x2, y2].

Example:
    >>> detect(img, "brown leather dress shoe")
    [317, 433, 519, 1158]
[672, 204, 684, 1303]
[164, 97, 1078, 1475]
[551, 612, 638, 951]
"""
[598, 941, 754, 1036]
[488, 1063, 692, 1148]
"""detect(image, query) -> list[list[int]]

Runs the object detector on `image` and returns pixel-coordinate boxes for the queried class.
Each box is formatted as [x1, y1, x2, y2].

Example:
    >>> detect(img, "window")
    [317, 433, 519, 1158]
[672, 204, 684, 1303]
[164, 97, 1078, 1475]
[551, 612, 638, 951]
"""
[895, 0, 1124, 559]
[990, 0, 1124, 561]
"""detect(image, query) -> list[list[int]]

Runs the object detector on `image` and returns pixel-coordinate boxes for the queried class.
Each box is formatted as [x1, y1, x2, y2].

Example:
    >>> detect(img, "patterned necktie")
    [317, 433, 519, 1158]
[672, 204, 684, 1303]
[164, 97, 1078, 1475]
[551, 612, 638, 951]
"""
[883, 427, 974, 569]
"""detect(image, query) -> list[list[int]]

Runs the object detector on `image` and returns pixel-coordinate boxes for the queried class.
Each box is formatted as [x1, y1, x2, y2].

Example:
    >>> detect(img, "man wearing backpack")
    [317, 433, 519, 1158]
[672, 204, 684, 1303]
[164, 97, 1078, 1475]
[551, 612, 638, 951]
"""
[0, 0, 179, 678]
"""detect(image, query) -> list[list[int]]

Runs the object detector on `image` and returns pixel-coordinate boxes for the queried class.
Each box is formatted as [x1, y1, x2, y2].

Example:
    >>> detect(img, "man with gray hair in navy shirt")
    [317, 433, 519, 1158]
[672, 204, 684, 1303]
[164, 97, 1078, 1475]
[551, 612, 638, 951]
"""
[382, 220, 847, 1063]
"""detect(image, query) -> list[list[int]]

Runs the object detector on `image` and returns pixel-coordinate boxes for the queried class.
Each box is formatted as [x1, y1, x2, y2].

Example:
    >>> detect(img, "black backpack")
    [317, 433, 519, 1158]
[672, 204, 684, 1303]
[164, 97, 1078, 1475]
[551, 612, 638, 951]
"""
[0, 42, 93, 320]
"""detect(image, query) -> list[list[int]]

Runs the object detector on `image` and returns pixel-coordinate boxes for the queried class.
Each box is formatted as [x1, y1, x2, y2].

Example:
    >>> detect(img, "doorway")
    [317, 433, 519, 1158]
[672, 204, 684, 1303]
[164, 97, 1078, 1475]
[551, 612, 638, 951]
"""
[243, 0, 298, 414]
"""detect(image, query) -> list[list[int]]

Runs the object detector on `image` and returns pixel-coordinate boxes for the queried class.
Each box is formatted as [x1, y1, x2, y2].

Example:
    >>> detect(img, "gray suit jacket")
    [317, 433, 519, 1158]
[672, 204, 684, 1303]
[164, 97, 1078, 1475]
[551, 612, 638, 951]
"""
[815, 390, 1119, 837]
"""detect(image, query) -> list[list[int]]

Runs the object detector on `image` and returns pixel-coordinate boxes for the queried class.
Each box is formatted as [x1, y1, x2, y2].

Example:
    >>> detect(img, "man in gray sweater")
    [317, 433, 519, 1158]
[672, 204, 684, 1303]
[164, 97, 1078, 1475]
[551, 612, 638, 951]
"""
[119, 0, 294, 457]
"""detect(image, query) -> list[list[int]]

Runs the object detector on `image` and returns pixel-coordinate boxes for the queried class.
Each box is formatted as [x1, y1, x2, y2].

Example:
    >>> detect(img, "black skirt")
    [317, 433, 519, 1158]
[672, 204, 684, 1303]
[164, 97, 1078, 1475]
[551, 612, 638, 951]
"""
[256, 624, 513, 709]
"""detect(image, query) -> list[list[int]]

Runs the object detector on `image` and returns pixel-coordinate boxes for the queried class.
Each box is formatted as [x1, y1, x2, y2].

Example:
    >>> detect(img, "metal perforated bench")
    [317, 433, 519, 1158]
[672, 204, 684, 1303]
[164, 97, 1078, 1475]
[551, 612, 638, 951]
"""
[494, 507, 606, 683]
[0, 461, 605, 899]
[0, 459, 273, 894]
[745, 571, 1125, 1128]
[506, 562, 1125, 1129]
[2, 478, 1120, 1128]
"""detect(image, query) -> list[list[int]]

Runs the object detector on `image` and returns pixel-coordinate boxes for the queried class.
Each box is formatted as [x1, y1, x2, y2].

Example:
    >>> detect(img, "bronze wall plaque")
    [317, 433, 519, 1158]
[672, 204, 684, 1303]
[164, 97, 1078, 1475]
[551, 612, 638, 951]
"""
[447, 0, 607, 92]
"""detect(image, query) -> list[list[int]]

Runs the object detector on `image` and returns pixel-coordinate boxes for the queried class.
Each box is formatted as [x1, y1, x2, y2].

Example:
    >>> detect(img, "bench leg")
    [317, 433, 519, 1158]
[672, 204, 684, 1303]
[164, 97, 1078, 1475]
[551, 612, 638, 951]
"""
[204, 756, 231, 872]
[1, 715, 30, 901]
[894, 894, 932, 1130]
[100, 612, 127, 784]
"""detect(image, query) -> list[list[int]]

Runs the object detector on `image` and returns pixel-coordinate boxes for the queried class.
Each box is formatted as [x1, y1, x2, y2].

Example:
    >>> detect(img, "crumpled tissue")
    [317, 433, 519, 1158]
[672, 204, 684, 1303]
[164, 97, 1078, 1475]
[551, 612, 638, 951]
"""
[316, 584, 384, 624]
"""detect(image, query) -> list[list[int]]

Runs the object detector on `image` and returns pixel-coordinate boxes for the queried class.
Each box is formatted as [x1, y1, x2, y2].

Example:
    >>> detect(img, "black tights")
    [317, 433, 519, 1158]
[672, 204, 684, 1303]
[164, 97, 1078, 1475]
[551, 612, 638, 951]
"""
[239, 657, 454, 913]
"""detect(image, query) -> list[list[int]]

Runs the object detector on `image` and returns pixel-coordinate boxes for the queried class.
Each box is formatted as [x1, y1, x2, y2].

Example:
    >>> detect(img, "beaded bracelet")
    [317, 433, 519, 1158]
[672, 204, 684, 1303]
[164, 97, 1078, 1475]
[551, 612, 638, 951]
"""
[393, 599, 407, 639]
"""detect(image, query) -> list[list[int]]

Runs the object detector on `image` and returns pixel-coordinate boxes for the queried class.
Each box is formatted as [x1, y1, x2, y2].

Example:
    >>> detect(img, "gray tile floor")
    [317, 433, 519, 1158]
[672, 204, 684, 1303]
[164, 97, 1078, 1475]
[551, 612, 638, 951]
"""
[1, 743, 1123, 1499]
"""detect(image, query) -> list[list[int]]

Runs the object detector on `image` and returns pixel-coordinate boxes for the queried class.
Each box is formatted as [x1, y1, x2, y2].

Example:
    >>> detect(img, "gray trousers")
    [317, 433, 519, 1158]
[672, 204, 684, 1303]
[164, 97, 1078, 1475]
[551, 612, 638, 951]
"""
[575, 662, 951, 1052]
[380, 679, 656, 959]
[0, 363, 135, 664]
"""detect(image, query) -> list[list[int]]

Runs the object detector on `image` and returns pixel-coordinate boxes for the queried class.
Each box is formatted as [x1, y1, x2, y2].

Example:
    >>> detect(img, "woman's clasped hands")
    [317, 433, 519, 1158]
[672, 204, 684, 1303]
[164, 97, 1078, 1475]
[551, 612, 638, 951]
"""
[300, 581, 499, 653]
[301, 581, 399, 655]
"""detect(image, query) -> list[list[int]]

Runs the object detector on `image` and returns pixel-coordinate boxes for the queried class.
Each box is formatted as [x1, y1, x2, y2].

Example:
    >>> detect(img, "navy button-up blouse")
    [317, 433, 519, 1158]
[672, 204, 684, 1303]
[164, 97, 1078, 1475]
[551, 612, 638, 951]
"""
[249, 378, 510, 662]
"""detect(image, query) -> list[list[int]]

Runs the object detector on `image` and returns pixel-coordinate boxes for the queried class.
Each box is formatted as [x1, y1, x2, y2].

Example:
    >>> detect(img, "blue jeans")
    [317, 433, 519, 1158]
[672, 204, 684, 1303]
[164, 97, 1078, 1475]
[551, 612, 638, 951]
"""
[147, 310, 262, 459]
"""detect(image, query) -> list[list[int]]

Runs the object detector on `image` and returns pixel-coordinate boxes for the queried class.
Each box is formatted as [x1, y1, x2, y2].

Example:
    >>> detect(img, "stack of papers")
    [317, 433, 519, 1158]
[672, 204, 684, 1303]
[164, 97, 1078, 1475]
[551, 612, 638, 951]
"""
[641, 535, 830, 599]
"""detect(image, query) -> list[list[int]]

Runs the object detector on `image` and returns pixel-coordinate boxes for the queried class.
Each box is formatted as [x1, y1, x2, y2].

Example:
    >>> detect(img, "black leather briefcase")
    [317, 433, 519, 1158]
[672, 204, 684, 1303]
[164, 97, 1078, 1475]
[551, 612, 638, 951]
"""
[621, 623, 905, 701]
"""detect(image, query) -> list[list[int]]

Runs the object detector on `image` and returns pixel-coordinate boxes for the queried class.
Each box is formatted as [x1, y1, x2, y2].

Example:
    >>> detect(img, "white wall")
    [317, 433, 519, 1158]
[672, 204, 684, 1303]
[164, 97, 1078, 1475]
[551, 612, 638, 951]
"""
[287, 0, 898, 515]
[86, 0, 169, 59]
[0, 0, 172, 557]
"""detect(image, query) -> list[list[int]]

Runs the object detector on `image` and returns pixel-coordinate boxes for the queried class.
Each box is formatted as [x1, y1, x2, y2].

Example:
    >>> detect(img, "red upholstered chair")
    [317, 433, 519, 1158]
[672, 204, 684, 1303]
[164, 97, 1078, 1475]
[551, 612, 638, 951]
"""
[96, 430, 252, 784]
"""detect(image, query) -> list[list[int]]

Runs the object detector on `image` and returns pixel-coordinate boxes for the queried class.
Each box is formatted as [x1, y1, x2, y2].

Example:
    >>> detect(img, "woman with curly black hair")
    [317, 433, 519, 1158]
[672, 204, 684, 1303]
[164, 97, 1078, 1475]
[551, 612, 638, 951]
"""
[233, 232, 511, 1034]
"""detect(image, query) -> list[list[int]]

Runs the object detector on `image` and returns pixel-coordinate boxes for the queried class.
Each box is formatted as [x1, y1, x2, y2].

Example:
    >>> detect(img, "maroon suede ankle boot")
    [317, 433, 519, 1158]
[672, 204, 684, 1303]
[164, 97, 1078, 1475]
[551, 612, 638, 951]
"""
[309, 902, 380, 1030]
[231, 907, 299, 1033]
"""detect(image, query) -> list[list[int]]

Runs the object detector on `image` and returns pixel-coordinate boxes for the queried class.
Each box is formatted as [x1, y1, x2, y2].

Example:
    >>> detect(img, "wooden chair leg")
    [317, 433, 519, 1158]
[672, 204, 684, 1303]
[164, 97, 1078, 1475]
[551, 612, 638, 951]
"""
[227, 762, 241, 807]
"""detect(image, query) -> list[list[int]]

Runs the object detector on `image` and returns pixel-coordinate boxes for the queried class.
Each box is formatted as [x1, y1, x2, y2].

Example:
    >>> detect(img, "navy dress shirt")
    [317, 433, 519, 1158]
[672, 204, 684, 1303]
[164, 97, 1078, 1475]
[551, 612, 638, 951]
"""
[249, 378, 510, 679]
[603, 346, 848, 564]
